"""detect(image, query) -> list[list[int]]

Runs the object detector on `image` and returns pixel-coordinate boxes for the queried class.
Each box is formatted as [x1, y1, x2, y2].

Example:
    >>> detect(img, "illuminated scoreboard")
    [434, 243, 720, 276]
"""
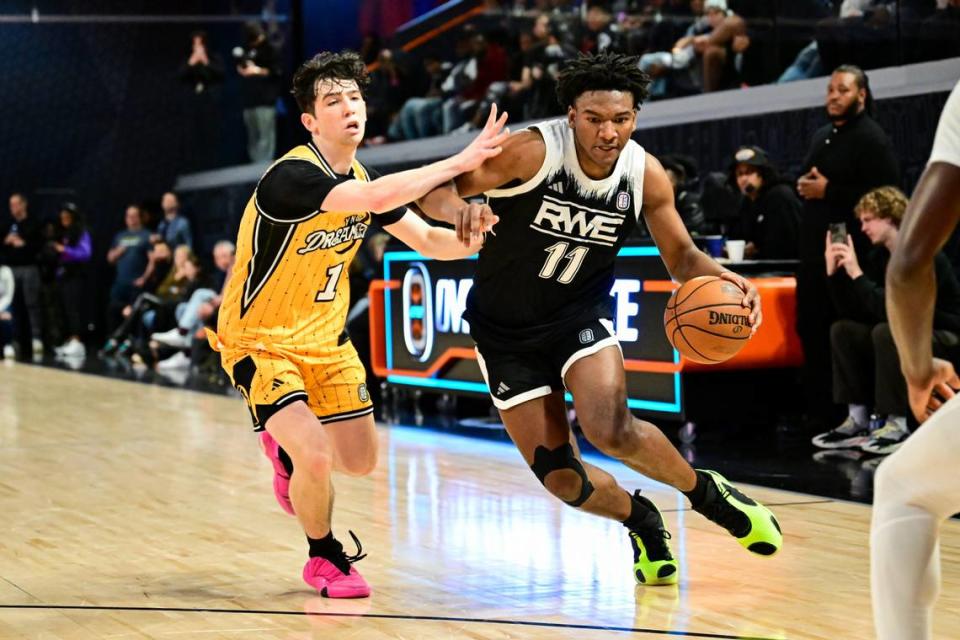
[369, 243, 685, 418]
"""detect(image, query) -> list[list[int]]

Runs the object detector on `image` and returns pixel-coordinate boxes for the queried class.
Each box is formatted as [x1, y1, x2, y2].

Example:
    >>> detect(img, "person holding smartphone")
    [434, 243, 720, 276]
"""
[812, 186, 960, 456]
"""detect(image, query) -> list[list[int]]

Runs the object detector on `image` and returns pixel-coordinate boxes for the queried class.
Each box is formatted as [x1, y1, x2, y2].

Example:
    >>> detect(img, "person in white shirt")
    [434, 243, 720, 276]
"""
[0, 265, 14, 358]
[873, 80, 960, 639]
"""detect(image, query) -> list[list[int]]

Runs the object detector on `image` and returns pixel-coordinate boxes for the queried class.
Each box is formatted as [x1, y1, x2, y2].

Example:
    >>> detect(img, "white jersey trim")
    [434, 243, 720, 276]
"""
[486, 124, 561, 198]
[560, 319, 622, 381]
[929, 80, 960, 169]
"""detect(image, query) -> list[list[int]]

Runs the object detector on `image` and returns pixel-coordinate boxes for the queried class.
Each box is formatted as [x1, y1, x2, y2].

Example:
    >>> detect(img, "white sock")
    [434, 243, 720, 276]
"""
[871, 501, 939, 640]
[849, 404, 869, 428]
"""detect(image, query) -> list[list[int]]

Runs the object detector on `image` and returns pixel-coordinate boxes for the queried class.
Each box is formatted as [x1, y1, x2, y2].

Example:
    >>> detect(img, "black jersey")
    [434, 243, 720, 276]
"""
[465, 118, 646, 349]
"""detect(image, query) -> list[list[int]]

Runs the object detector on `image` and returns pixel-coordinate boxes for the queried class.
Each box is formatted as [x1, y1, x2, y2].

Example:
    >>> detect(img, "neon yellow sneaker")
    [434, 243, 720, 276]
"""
[693, 469, 782, 556]
[627, 491, 679, 585]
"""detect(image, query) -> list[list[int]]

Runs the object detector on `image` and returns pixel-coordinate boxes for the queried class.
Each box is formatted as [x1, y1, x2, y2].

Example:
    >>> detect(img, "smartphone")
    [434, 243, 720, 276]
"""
[829, 222, 848, 244]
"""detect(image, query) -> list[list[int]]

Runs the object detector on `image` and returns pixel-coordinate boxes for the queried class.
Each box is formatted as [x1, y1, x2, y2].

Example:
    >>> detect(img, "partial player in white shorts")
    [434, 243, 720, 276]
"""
[872, 79, 960, 640]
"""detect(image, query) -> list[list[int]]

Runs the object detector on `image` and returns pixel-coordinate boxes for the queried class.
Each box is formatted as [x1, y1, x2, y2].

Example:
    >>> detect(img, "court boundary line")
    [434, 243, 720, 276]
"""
[0, 603, 783, 639]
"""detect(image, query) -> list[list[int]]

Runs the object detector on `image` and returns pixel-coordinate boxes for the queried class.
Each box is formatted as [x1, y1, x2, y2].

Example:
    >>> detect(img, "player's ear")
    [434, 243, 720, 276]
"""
[567, 106, 575, 128]
[300, 111, 314, 133]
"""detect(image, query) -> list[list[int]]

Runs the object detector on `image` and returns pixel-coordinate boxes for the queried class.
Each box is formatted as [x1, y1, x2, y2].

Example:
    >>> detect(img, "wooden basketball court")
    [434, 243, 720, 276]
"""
[1, 362, 958, 639]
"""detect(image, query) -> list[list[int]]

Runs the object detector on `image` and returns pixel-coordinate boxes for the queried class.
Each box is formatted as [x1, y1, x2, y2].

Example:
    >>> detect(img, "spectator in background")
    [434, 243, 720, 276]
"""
[518, 13, 578, 119]
[153, 191, 192, 249]
[209, 239, 234, 290]
[365, 49, 409, 143]
[913, 0, 960, 62]
[816, 1, 905, 72]
[151, 240, 236, 367]
[51, 203, 92, 359]
[106, 205, 151, 334]
[444, 32, 508, 134]
[0, 265, 13, 359]
[696, 0, 750, 92]
[813, 187, 960, 455]
[179, 30, 224, 171]
[660, 154, 705, 234]
[728, 146, 801, 259]
[132, 241, 172, 294]
[0, 192, 43, 358]
[639, 0, 711, 98]
[358, 32, 382, 65]
[107, 245, 199, 358]
[236, 21, 281, 162]
[795, 64, 899, 433]
[638, 0, 749, 97]
[458, 14, 577, 130]
[388, 55, 449, 140]
[579, 3, 619, 54]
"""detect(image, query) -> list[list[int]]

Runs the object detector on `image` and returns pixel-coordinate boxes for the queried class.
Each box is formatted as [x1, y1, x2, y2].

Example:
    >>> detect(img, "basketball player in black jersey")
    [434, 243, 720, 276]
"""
[418, 53, 782, 586]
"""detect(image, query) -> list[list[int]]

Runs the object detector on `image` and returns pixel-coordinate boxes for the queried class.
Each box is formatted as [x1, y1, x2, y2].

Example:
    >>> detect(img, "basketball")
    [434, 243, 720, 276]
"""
[663, 275, 752, 364]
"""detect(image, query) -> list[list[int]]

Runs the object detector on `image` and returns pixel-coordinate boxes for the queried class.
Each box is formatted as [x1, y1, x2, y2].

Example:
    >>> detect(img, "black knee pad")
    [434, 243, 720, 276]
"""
[530, 442, 595, 507]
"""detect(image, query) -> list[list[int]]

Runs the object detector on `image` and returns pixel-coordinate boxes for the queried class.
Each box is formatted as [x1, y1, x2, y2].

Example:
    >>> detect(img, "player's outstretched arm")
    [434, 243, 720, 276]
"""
[417, 129, 545, 244]
[381, 209, 487, 260]
[644, 153, 762, 331]
[887, 161, 960, 421]
[322, 105, 510, 214]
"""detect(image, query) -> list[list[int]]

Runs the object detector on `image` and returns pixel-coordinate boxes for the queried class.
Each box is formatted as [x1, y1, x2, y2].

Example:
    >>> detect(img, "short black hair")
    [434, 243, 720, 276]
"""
[557, 52, 651, 111]
[292, 51, 369, 114]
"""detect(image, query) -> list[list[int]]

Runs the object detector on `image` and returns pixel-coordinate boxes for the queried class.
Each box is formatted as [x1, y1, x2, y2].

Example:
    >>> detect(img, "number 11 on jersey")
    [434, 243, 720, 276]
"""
[315, 262, 345, 302]
[539, 241, 589, 284]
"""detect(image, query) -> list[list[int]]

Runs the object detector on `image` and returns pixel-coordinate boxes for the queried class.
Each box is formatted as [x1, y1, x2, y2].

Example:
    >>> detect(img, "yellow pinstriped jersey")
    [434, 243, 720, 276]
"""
[217, 141, 404, 356]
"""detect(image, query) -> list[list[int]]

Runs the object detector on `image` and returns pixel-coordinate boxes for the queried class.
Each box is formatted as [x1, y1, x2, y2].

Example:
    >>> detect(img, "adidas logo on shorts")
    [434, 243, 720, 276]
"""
[496, 382, 511, 395]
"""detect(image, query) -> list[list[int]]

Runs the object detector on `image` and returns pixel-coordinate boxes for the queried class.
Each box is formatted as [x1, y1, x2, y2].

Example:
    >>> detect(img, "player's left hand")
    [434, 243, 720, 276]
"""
[906, 357, 960, 423]
[455, 202, 499, 246]
[719, 271, 762, 335]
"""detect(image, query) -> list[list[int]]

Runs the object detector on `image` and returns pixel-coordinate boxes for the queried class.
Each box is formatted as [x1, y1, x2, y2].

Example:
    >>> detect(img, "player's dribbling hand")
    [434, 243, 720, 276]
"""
[907, 357, 960, 423]
[455, 203, 499, 246]
[719, 271, 762, 335]
[456, 104, 510, 173]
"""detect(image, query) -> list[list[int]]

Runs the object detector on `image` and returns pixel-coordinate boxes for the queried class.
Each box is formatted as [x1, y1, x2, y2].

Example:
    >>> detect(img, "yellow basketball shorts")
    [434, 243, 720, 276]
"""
[220, 342, 373, 431]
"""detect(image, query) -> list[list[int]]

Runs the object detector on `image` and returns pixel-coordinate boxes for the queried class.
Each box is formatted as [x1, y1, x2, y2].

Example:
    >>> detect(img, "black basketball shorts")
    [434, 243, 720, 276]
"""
[474, 318, 621, 410]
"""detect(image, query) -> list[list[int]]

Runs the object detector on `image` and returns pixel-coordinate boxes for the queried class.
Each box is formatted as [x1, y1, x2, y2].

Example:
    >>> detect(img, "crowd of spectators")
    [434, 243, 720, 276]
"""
[0, 190, 236, 385]
[1, 3, 955, 463]
[358, 0, 959, 143]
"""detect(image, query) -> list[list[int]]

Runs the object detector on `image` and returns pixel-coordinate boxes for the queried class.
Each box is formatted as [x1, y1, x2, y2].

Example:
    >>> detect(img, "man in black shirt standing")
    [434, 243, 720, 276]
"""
[237, 21, 281, 163]
[795, 65, 900, 432]
[0, 192, 43, 358]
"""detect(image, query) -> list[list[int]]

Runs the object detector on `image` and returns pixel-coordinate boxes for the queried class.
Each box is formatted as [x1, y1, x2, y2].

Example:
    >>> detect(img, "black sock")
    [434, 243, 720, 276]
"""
[683, 470, 710, 509]
[307, 532, 343, 559]
[621, 491, 662, 531]
[277, 445, 294, 476]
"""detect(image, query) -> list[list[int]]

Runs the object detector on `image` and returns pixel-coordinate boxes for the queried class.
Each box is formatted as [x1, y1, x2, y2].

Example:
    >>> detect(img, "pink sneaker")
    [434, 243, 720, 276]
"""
[259, 431, 295, 516]
[303, 558, 371, 598]
[302, 532, 371, 598]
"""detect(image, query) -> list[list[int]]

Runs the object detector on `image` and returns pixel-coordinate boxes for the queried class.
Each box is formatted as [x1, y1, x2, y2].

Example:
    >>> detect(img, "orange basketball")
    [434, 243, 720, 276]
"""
[663, 275, 752, 364]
